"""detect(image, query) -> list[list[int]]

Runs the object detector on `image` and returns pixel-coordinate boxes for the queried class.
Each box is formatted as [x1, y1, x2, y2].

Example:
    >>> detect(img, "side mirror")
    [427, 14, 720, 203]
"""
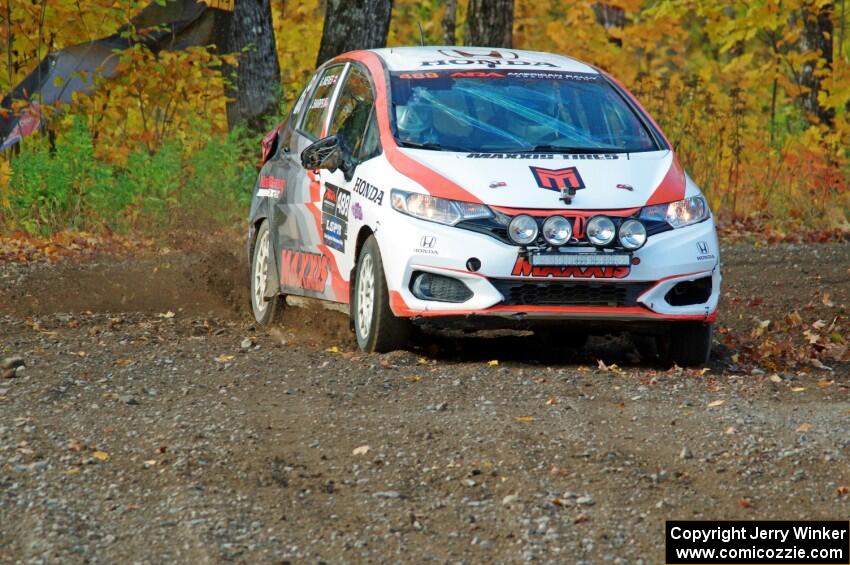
[300, 135, 354, 180]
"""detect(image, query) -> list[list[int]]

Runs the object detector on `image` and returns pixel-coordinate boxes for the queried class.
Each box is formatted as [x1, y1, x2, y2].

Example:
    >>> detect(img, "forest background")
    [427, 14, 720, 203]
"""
[1, 0, 848, 239]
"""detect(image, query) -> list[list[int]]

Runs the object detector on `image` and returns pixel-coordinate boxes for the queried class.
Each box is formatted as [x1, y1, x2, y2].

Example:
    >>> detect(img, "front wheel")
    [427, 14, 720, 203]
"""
[250, 220, 280, 325]
[352, 236, 411, 352]
[658, 322, 713, 367]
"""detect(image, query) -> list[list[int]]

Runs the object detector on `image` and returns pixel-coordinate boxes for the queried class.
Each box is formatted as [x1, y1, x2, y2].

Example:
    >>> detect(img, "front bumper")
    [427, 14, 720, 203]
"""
[376, 211, 721, 323]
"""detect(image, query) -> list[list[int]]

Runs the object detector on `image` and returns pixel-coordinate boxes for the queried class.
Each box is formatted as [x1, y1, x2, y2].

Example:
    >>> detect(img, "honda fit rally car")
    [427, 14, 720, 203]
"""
[247, 47, 721, 366]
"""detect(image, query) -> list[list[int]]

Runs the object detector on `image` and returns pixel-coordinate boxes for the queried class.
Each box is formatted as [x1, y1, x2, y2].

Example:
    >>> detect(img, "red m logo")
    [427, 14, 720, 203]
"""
[530, 166, 586, 192]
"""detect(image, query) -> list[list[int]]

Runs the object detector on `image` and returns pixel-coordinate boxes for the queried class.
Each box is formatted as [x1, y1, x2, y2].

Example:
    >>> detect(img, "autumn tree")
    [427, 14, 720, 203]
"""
[465, 0, 513, 48]
[442, 0, 458, 45]
[213, 0, 281, 130]
[316, 0, 394, 65]
[797, 1, 835, 126]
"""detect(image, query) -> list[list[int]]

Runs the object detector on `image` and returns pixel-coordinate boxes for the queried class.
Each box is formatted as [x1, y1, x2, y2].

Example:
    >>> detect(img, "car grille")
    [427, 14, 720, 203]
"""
[491, 280, 653, 307]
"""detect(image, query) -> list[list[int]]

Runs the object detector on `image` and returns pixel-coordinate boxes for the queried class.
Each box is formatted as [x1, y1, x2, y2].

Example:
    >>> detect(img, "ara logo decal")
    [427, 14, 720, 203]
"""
[511, 257, 629, 279]
[530, 166, 586, 193]
[449, 71, 506, 79]
[280, 250, 330, 292]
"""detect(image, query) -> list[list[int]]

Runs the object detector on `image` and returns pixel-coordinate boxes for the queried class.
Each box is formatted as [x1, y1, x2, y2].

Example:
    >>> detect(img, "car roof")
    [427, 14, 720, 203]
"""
[368, 46, 599, 74]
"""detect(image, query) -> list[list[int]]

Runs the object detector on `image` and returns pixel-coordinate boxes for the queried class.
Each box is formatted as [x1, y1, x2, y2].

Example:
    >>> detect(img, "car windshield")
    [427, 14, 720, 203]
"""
[389, 70, 659, 153]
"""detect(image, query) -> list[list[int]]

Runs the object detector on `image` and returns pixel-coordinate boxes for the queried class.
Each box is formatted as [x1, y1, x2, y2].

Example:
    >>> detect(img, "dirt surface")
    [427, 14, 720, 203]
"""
[1, 238, 849, 563]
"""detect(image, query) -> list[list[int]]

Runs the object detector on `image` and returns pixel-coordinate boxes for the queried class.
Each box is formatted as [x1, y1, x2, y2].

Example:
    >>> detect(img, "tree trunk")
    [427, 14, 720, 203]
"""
[465, 0, 513, 48]
[442, 0, 458, 45]
[592, 3, 625, 46]
[213, 0, 281, 131]
[797, 1, 834, 126]
[315, 0, 394, 66]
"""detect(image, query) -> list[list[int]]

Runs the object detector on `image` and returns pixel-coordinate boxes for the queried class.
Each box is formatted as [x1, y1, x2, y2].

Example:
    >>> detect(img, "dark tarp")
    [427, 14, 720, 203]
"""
[0, 0, 226, 150]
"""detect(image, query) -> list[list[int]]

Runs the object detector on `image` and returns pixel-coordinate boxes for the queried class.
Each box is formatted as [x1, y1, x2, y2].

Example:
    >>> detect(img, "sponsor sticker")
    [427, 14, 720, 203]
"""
[511, 256, 629, 279]
[280, 249, 330, 293]
[257, 175, 285, 199]
[351, 202, 363, 220]
[467, 153, 618, 160]
[352, 177, 385, 206]
[322, 184, 350, 252]
[529, 166, 586, 193]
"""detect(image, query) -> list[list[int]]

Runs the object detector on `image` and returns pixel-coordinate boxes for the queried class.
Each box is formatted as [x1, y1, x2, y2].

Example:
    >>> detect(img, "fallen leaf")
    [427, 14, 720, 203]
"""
[417, 356, 430, 365]
[786, 312, 803, 326]
[404, 375, 422, 383]
[724, 426, 736, 435]
[791, 387, 806, 392]
[737, 497, 753, 509]
[158, 311, 176, 319]
[837, 486, 849, 496]
[143, 460, 157, 468]
[487, 360, 499, 366]
[325, 346, 340, 354]
[113, 358, 134, 367]
[215, 354, 234, 363]
[816, 379, 834, 388]
[352, 445, 370, 456]
[545, 397, 559, 406]
[821, 293, 834, 307]
[810, 358, 833, 371]
[796, 422, 812, 433]
[155, 446, 167, 454]
[707, 399, 725, 408]
[64, 468, 81, 475]
[514, 416, 535, 423]
[812, 319, 827, 330]
[68, 439, 83, 452]
[768, 374, 782, 383]
[92, 451, 110, 461]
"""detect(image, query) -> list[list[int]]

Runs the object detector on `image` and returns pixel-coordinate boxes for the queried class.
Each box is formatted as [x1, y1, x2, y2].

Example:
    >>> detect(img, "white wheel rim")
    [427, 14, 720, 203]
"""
[253, 229, 270, 316]
[356, 254, 375, 340]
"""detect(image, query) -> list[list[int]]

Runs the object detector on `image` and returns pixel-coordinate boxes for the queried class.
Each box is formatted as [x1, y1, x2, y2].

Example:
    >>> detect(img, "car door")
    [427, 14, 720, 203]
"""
[314, 63, 381, 303]
[272, 63, 346, 299]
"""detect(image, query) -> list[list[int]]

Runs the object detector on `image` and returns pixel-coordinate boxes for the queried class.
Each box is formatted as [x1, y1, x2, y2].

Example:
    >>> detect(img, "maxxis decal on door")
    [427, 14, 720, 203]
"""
[322, 183, 350, 252]
[280, 249, 330, 292]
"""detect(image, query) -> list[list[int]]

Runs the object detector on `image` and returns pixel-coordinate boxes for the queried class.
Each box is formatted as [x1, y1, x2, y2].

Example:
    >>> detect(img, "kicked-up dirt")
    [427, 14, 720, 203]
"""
[0, 236, 848, 563]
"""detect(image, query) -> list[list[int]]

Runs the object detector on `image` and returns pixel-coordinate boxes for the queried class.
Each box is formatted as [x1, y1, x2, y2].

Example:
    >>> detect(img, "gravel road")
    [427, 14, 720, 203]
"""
[1, 240, 848, 563]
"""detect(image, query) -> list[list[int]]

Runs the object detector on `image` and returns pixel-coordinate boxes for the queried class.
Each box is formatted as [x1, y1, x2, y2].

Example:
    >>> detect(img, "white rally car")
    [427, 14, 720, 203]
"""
[247, 47, 721, 366]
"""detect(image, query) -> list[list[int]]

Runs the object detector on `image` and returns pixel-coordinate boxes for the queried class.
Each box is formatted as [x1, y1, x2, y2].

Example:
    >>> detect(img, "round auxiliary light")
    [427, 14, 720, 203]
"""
[586, 215, 616, 246]
[618, 219, 647, 250]
[508, 214, 538, 245]
[542, 215, 572, 246]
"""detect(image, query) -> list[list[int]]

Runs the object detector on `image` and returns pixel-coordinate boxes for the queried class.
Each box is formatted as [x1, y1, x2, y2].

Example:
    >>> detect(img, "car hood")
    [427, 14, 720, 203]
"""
[400, 148, 681, 210]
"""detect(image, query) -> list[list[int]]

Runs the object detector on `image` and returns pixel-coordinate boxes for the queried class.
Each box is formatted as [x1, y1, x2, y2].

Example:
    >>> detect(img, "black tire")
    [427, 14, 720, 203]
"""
[250, 220, 280, 326]
[659, 322, 713, 367]
[352, 236, 411, 352]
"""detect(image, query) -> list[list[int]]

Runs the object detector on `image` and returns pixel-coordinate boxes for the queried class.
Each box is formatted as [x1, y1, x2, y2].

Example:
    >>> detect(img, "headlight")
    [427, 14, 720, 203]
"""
[640, 196, 709, 228]
[542, 215, 572, 246]
[390, 189, 493, 226]
[618, 219, 647, 250]
[508, 215, 538, 245]
[587, 216, 616, 246]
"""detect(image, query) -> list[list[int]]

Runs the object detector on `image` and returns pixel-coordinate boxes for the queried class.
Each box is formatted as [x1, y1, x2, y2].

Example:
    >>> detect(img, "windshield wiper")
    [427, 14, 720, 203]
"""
[397, 140, 470, 152]
[519, 145, 623, 154]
